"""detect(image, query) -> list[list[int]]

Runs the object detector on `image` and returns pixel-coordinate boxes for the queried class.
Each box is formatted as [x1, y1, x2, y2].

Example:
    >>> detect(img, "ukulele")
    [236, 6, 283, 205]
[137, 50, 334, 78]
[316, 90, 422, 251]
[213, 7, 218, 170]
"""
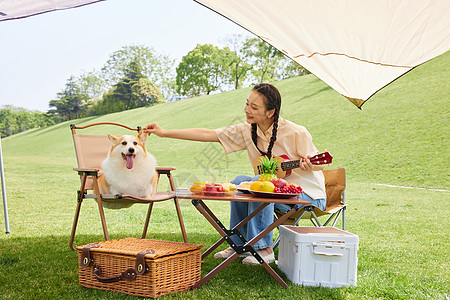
[253, 152, 333, 178]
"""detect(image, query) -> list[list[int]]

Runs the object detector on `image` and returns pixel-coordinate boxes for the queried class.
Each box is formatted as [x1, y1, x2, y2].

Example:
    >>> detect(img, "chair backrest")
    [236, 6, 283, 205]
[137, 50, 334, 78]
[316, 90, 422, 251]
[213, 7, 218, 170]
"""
[71, 123, 141, 191]
[73, 134, 111, 172]
[323, 168, 346, 211]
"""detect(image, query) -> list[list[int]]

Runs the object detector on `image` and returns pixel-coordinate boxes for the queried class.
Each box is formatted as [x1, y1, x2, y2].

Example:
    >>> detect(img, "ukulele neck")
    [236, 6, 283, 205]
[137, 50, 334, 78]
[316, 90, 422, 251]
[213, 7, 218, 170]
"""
[280, 160, 300, 171]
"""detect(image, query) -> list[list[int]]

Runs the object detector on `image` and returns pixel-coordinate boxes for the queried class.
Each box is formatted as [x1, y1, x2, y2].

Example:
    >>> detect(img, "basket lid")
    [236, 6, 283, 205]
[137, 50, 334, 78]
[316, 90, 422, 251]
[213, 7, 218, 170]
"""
[76, 238, 202, 259]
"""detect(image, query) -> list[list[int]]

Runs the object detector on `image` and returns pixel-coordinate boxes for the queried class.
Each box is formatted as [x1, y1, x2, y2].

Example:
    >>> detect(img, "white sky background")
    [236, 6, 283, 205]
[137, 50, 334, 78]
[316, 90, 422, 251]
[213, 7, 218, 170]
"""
[0, 0, 250, 112]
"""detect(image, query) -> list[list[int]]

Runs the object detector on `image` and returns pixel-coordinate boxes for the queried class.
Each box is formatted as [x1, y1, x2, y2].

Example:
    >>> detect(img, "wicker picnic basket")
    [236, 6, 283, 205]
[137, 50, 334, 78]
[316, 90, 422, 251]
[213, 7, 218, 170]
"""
[76, 238, 202, 298]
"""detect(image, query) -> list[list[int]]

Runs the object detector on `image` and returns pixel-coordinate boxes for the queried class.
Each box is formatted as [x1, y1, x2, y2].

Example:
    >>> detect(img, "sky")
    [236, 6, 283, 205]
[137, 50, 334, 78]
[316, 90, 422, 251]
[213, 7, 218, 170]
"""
[0, 0, 250, 112]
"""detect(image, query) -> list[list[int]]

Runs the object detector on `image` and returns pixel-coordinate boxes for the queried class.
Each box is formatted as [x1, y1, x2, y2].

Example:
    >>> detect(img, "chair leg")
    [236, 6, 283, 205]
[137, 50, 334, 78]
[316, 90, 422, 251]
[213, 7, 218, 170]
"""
[69, 193, 83, 251]
[92, 176, 109, 241]
[342, 206, 346, 231]
[166, 172, 188, 243]
[142, 202, 154, 239]
[310, 211, 322, 227]
[70, 173, 87, 251]
[273, 209, 308, 250]
[174, 197, 188, 243]
[323, 211, 339, 227]
[331, 211, 343, 227]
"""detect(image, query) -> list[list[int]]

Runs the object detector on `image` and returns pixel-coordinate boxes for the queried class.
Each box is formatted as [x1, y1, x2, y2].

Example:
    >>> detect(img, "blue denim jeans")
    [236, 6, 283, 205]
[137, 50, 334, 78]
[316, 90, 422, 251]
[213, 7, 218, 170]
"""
[229, 175, 326, 250]
[230, 175, 273, 250]
[274, 193, 326, 213]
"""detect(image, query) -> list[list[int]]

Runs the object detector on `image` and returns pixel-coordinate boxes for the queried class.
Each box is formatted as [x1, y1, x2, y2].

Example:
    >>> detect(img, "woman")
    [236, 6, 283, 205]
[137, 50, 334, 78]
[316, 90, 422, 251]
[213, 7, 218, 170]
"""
[144, 83, 326, 265]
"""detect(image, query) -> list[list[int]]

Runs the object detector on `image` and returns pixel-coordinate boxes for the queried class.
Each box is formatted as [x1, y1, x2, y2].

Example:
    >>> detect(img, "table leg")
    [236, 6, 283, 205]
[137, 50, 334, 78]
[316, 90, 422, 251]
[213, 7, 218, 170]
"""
[191, 199, 301, 288]
[193, 252, 241, 289]
[240, 205, 300, 287]
[194, 200, 269, 259]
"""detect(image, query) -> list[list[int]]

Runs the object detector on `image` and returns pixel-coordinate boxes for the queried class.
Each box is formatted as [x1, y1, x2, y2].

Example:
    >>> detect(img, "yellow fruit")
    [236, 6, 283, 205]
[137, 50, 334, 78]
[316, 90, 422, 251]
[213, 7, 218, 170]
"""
[260, 181, 275, 193]
[222, 182, 237, 192]
[222, 182, 237, 195]
[190, 181, 205, 193]
[250, 181, 263, 191]
[238, 181, 252, 189]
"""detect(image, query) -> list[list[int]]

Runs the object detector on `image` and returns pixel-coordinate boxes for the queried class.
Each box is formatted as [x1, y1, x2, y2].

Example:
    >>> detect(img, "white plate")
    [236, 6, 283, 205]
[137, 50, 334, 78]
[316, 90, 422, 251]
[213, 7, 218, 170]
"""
[249, 190, 300, 199]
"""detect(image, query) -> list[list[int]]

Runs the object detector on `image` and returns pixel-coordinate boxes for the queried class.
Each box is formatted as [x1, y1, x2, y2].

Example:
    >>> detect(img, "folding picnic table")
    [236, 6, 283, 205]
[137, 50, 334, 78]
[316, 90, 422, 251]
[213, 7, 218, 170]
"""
[177, 192, 310, 288]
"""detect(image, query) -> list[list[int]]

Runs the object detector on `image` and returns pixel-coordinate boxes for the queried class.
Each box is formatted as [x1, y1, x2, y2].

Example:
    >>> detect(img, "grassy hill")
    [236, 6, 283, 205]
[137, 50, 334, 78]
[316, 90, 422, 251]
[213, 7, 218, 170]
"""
[3, 51, 449, 190]
[0, 52, 449, 299]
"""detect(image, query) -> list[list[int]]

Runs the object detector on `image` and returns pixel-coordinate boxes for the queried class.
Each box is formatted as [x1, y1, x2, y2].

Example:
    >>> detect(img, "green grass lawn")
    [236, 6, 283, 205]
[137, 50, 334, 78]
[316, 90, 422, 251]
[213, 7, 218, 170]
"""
[0, 52, 449, 299]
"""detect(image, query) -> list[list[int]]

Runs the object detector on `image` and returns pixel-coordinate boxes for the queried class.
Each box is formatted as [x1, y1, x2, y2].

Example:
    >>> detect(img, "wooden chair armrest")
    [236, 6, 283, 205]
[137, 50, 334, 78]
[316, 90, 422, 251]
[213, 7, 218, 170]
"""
[73, 168, 100, 176]
[156, 166, 176, 175]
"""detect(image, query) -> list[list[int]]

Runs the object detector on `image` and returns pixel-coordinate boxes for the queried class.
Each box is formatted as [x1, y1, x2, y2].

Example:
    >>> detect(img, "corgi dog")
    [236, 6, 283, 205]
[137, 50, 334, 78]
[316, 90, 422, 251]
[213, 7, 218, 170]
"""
[97, 130, 157, 209]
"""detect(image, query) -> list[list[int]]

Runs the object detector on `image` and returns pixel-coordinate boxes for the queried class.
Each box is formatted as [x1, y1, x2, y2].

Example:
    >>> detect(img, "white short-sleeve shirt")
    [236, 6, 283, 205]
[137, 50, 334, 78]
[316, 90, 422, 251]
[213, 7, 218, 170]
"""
[215, 117, 326, 200]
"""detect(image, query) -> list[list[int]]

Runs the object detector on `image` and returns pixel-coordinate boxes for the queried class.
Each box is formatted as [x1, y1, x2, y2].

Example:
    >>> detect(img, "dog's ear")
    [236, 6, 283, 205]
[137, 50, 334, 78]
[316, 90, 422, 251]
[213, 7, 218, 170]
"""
[137, 130, 147, 144]
[107, 134, 120, 144]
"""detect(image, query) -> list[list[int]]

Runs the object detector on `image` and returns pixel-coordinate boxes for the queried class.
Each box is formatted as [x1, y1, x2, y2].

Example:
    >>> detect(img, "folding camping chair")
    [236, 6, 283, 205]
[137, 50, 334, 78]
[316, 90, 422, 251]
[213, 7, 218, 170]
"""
[69, 122, 188, 250]
[273, 168, 347, 248]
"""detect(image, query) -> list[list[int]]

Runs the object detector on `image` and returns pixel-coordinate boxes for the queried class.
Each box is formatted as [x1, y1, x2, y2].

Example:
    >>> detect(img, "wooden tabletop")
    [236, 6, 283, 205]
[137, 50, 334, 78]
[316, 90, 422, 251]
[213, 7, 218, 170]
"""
[176, 191, 311, 205]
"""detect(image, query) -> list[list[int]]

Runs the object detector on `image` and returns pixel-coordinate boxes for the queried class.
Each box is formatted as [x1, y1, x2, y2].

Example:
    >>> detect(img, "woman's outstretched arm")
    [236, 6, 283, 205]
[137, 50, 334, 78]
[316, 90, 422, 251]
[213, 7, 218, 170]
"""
[144, 122, 219, 142]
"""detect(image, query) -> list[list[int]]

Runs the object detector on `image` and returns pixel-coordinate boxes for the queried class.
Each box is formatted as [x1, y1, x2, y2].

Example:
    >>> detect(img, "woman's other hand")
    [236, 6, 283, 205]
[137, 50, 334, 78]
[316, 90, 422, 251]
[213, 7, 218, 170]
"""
[299, 155, 313, 171]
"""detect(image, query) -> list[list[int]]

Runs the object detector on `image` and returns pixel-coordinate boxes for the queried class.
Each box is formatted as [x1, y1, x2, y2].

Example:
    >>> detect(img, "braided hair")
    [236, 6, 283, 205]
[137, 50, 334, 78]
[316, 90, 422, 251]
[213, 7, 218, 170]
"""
[250, 83, 281, 158]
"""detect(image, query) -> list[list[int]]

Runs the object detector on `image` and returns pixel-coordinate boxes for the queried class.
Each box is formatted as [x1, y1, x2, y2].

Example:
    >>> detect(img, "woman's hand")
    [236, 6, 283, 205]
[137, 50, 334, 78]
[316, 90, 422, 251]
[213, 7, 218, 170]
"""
[143, 123, 219, 142]
[143, 122, 165, 137]
[298, 155, 313, 172]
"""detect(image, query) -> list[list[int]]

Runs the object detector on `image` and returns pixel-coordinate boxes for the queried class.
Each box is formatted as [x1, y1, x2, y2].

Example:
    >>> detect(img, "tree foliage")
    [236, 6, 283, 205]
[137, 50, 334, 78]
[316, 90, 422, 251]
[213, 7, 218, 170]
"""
[36, 38, 310, 130]
[221, 34, 252, 89]
[95, 61, 163, 114]
[176, 44, 236, 96]
[77, 70, 107, 101]
[48, 76, 89, 121]
[47, 76, 89, 121]
[0, 105, 55, 137]
[101, 45, 175, 98]
[242, 37, 285, 83]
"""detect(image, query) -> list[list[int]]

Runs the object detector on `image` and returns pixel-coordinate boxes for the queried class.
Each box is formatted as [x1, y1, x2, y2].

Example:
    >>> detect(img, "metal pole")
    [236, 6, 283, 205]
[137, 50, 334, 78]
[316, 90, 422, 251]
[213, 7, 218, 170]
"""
[0, 136, 10, 233]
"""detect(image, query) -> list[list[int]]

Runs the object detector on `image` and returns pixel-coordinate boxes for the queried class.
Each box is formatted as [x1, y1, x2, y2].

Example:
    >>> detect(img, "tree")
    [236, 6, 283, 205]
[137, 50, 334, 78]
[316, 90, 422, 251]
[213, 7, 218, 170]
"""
[176, 44, 235, 96]
[48, 99, 69, 121]
[77, 70, 107, 101]
[0, 108, 16, 137]
[279, 60, 311, 79]
[48, 76, 89, 120]
[221, 34, 252, 89]
[132, 78, 164, 107]
[101, 60, 163, 113]
[101, 45, 175, 98]
[242, 37, 285, 83]
[0, 105, 56, 137]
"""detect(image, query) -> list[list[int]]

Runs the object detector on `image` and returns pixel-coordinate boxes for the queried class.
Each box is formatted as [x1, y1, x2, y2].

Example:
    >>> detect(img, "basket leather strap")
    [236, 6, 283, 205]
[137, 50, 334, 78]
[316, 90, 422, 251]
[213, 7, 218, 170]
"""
[93, 264, 136, 283]
[135, 250, 155, 275]
[87, 249, 156, 282]
[80, 244, 100, 267]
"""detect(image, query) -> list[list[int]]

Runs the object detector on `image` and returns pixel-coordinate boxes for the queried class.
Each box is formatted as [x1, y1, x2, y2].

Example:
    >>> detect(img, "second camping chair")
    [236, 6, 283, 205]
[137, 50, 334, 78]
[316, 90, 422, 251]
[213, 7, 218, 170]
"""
[273, 168, 347, 248]
[69, 122, 188, 250]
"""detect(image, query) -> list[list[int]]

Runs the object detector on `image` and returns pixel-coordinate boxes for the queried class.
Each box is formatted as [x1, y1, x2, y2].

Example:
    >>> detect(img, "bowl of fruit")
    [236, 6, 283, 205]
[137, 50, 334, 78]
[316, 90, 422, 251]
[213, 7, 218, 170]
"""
[189, 182, 237, 196]
[249, 178, 303, 198]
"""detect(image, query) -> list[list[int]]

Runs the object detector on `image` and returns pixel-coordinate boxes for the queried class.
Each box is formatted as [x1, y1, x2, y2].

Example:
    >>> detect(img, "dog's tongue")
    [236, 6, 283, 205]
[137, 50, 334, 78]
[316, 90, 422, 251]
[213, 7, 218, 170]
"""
[126, 155, 134, 169]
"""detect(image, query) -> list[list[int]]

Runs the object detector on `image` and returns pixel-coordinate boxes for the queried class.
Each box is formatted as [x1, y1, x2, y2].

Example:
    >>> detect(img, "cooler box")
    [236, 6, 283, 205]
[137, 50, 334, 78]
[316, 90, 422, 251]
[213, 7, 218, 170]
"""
[278, 226, 358, 288]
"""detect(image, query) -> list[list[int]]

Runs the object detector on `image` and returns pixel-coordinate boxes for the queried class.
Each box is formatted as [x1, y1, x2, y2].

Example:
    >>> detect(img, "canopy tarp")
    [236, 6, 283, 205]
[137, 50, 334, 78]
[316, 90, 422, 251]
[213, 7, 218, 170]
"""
[195, 0, 450, 107]
[0, 0, 104, 21]
[1, 0, 449, 107]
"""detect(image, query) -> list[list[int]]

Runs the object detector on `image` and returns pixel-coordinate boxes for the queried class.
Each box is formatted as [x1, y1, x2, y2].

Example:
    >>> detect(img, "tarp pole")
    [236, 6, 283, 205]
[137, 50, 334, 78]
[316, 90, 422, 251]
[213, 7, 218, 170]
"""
[0, 136, 10, 234]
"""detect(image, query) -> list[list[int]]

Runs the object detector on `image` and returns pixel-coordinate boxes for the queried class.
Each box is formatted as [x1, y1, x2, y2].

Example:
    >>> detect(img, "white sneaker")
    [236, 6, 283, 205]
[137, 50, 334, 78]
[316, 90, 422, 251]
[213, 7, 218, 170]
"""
[213, 248, 250, 259]
[242, 251, 275, 265]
